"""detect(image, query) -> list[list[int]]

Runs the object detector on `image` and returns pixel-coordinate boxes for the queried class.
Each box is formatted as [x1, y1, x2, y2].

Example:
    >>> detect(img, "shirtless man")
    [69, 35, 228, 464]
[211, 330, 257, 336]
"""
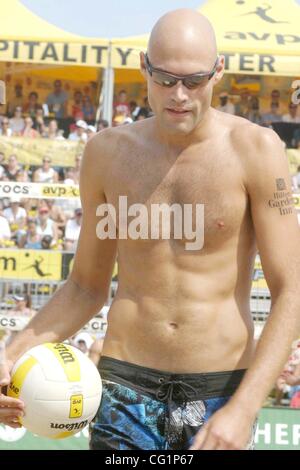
[1, 10, 300, 450]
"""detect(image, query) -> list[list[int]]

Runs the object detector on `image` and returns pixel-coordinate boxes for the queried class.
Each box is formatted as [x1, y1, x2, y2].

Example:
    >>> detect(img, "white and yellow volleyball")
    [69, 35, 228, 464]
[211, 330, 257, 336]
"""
[8, 343, 102, 439]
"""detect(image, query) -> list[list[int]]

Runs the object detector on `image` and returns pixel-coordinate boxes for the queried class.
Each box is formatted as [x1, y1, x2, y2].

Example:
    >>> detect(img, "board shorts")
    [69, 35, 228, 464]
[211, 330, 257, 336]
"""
[90, 356, 256, 450]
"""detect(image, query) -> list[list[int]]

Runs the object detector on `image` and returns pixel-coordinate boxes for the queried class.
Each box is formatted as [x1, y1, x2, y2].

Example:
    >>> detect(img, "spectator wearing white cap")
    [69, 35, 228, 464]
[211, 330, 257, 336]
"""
[73, 332, 94, 355]
[9, 294, 36, 318]
[68, 120, 88, 142]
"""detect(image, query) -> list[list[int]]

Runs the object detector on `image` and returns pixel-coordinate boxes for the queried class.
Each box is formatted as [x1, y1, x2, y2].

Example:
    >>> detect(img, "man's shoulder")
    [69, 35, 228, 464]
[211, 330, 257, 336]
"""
[226, 114, 282, 158]
[87, 118, 153, 155]
[222, 114, 285, 183]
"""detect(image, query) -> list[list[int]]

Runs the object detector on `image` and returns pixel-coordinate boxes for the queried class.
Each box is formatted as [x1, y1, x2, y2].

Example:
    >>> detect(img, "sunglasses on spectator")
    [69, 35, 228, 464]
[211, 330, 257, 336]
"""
[144, 54, 219, 89]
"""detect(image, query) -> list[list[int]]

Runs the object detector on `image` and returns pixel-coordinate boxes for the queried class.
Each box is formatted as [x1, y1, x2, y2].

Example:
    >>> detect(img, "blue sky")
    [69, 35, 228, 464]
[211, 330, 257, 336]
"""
[21, 0, 206, 37]
[20, 0, 300, 38]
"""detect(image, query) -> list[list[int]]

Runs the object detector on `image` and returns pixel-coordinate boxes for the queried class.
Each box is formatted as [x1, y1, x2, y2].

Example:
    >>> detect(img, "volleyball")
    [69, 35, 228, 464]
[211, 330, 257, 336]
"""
[7, 343, 102, 439]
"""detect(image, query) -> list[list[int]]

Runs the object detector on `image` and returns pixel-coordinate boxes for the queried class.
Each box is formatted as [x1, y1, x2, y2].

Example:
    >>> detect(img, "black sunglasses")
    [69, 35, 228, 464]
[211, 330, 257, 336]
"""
[145, 54, 219, 90]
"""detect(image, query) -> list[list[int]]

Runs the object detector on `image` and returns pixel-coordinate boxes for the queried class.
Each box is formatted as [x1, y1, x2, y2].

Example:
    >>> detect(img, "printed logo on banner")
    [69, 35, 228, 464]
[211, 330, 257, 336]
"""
[0, 250, 61, 281]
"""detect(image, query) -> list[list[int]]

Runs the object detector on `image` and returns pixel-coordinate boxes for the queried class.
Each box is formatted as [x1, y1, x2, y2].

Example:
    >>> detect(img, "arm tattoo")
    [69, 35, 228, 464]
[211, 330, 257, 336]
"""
[268, 178, 295, 216]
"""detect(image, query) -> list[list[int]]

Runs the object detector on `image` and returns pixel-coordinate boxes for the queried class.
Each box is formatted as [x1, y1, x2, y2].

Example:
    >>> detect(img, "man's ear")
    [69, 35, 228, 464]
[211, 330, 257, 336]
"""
[0, 81, 6, 105]
[212, 55, 225, 86]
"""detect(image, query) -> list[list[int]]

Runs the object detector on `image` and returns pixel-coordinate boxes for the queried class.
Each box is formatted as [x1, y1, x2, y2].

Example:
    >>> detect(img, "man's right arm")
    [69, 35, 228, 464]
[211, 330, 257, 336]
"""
[5, 132, 117, 365]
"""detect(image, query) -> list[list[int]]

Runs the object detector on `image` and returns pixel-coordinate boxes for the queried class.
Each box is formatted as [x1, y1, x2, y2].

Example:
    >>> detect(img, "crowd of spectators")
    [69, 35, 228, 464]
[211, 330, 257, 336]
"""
[0, 195, 82, 252]
[0, 150, 83, 251]
[216, 88, 300, 148]
[0, 81, 153, 141]
[1, 80, 300, 146]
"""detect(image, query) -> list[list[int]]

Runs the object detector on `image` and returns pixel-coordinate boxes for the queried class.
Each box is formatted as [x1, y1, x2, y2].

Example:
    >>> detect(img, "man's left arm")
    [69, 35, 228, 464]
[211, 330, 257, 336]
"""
[191, 128, 300, 450]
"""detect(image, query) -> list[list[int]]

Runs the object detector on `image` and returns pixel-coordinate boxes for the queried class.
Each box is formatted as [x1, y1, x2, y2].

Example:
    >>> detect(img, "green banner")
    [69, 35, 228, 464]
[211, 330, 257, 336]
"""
[1, 407, 300, 450]
[255, 407, 300, 450]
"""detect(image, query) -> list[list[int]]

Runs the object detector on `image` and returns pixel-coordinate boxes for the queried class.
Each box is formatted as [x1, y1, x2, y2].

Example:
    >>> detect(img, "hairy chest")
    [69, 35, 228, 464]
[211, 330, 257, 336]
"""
[104, 147, 249, 248]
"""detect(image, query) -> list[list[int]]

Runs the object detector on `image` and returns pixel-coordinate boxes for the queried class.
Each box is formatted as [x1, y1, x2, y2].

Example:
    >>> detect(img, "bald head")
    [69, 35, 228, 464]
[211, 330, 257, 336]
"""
[148, 9, 217, 72]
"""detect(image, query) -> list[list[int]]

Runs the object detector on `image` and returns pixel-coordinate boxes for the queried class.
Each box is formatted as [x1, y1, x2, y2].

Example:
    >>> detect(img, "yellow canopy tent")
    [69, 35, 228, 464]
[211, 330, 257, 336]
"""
[0, 0, 109, 68]
[111, 0, 300, 77]
[0, 0, 126, 121]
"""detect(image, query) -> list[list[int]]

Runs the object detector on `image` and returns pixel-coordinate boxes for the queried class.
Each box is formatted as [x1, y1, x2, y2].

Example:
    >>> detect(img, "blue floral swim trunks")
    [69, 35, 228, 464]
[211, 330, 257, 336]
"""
[90, 356, 256, 450]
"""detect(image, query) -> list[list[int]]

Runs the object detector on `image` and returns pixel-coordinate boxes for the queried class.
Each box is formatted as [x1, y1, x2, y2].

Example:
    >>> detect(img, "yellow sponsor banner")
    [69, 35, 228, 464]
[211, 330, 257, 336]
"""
[41, 184, 80, 199]
[0, 137, 84, 167]
[110, 46, 300, 76]
[0, 181, 79, 199]
[0, 249, 61, 281]
[0, 40, 109, 67]
[287, 149, 300, 176]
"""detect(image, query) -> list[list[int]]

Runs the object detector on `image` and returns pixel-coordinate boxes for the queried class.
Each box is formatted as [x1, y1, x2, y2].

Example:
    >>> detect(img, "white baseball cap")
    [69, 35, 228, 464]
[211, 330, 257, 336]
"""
[73, 332, 94, 349]
[75, 120, 88, 130]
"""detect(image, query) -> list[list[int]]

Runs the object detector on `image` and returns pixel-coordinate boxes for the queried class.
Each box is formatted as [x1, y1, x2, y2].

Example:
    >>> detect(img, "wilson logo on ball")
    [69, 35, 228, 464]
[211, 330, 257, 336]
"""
[53, 343, 75, 364]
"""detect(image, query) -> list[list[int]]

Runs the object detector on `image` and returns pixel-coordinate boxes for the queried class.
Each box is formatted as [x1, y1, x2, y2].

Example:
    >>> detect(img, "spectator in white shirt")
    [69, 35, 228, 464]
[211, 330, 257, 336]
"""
[216, 92, 235, 115]
[282, 103, 300, 123]
[0, 215, 11, 246]
[64, 208, 82, 251]
[0, 118, 13, 137]
[33, 157, 58, 183]
[68, 120, 88, 142]
[9, 106, 25, 135]
[3, 196, 27, 239]
[64, 167, 76, 185]
[36, 206, 58, 245]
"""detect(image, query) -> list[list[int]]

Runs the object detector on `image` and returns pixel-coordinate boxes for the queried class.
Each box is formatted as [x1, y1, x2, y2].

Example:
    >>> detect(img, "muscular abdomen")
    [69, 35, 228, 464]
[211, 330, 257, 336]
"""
[102, 234, 257, 373]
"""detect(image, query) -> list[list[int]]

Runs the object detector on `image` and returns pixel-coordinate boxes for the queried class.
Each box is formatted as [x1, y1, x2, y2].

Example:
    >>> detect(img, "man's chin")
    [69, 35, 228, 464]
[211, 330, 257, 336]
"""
[161, 120, 195, 136]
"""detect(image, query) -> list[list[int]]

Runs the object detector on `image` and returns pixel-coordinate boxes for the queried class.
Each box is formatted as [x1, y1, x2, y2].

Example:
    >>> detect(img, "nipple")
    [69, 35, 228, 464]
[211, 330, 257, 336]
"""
[217, 220, 225, 229]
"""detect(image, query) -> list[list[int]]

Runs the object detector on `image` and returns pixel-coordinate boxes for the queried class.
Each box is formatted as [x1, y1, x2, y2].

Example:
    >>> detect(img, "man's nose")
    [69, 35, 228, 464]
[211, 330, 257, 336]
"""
[171, 81, 189, 104]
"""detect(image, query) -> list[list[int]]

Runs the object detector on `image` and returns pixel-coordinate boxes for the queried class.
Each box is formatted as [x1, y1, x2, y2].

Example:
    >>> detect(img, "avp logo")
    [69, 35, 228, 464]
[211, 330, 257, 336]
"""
[237, 2, 289, 24]
[291, 81, 300, 105]
[23, 254, 52, 277]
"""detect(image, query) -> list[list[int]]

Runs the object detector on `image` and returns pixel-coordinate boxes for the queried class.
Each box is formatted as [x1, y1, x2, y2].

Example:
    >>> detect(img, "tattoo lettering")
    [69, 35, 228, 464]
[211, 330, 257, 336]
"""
[268, 178, 295, 216]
